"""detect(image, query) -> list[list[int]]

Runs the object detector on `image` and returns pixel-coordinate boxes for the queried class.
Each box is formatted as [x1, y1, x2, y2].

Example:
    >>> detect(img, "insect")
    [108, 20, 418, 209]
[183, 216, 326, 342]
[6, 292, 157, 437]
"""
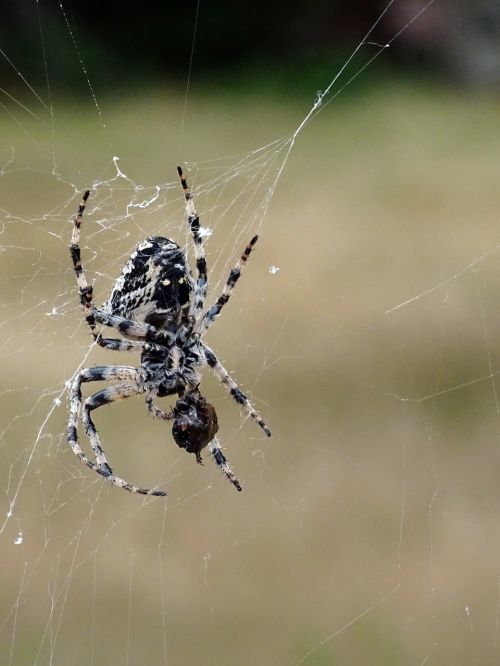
[67, 166, 271, 496]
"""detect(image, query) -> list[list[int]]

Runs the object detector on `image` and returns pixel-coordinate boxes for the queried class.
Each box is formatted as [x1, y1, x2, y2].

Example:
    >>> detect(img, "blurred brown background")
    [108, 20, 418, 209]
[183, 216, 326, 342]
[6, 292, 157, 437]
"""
[1, 2, 500, 665]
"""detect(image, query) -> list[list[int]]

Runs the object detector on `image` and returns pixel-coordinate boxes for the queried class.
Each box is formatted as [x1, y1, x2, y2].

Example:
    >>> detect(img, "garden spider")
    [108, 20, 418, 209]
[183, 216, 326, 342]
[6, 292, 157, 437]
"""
[67, 166, 271, 496]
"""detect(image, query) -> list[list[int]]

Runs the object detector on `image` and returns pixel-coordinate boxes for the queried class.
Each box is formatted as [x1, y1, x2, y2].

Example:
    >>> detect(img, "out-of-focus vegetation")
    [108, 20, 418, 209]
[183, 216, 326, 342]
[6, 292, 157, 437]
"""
[2, 1, 500, 90]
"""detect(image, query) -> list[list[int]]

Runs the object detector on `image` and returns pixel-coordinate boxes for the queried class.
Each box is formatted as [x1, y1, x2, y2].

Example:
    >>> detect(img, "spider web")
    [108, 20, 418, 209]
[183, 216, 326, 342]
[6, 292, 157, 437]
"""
[2, 1, 500, 665]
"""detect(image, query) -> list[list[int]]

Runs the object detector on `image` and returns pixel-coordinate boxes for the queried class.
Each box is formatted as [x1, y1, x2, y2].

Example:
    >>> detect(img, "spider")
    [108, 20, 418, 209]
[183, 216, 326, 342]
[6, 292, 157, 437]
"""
[67, 166, 271, 496]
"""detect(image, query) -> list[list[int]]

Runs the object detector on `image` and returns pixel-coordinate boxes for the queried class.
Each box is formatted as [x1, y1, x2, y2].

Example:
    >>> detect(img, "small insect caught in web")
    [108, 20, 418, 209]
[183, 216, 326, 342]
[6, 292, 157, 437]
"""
[67, 166, 271, 496]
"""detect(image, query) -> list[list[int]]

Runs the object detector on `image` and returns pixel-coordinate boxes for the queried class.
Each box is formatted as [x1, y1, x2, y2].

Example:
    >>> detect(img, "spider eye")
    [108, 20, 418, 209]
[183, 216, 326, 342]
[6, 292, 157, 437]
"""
[172, 393, 219, 456]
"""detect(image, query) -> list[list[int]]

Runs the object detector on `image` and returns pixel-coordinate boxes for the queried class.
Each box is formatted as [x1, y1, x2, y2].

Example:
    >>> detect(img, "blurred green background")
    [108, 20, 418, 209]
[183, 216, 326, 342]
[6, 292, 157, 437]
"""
[2, 2, 500, 665]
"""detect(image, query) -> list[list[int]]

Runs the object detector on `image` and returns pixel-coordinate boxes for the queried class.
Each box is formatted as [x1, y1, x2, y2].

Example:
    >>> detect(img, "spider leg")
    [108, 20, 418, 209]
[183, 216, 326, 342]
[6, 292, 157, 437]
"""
[95, 337, 167, 354]
[79, 366, 142, 465]
[69, 190, 98, 338]
[201, 343, 271, 437]
[209, 436, 242, 491]
[92, 310, 174, 347]
[177, 165, 208, 317]
[196, 234, 258, 336]
[68, 365, 166, 497]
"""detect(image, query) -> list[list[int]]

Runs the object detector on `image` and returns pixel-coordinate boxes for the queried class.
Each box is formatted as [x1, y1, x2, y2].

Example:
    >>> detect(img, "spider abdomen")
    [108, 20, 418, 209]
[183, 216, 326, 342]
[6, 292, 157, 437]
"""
[103, 236, 194, 328]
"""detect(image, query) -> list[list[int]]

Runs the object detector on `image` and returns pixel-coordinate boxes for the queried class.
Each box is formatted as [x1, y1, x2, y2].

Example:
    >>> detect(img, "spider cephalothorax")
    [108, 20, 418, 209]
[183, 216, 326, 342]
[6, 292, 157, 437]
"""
[67, 166, 270, 496]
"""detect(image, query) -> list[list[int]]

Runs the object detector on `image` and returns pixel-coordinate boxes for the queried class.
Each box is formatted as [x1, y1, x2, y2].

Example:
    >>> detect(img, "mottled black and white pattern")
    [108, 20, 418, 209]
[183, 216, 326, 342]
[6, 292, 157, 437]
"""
[103, 237, 193, 329]
[67, 167, 271, 496]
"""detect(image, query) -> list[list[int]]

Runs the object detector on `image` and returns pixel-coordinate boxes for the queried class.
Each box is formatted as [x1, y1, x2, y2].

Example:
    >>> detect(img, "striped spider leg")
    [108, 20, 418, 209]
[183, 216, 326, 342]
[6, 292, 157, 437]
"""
[177, 165, 208, 319]
[68, 365, 167, 496]
[195, 233, 259, 337]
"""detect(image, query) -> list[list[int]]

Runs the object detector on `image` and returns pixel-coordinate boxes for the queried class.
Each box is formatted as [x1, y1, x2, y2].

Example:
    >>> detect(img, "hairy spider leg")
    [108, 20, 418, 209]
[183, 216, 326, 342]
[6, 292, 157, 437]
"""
[209, 436, 242, 491]
[82, 370, 139, 466]
[68, 365, 166, 496]
[69, 190, 97, 337]
[177, 165, 208, 317]
[93, 338, 167, 354]
[91, 311, 175, 347]
[196, 234, 259, 336]
[202, 343, 271, 437]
